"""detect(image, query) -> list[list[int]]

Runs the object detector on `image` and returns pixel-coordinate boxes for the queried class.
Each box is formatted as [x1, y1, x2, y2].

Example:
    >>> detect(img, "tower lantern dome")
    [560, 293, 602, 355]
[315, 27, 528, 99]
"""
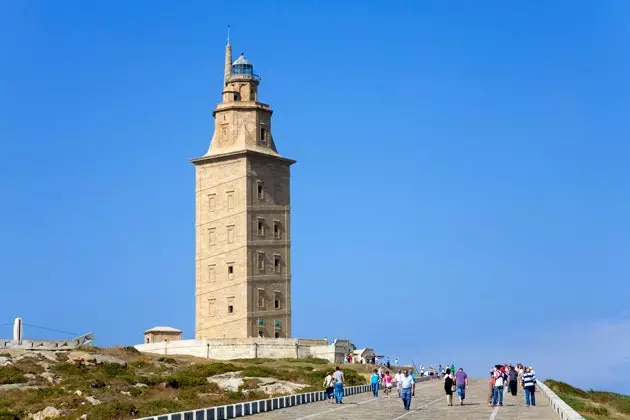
[232, 53, 254, 75]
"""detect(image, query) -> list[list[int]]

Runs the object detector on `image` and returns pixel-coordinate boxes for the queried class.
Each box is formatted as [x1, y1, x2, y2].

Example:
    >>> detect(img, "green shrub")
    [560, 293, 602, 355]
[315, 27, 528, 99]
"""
[138, 400, 184, 416]
[0, 411, 19, 420]
[131, 360, 148, 368]
[53, 362, 83, 375]
[545, 380, 589, 398]
[239, 365, 277, 378]
[343, 368, 366, 386]
[121, 346, 140, 355]
[231, 358, 268, 364]
[90, 379, 107, 389]
[585, 403, 608, 416]
[128, 387, 143, 397]
[189, 362, 239, 375]
[99, 363, 129, 377]
[0, 366, 26, 385]
[90, 401, 138, 418]
[157, 357, 177, 364]
[285, 358, 329, 365]
[37, 387, 67, 397]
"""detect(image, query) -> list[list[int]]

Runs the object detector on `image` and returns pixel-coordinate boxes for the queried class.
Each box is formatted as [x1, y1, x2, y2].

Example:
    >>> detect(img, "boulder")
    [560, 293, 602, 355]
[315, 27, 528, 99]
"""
[0, 356, 11, 366]
[40, 372, 61, 384]
[67, 351, 126, 366]
[206, 372, 244, 392]
[29, 406, 61, 420]
[85, 396, 101, 405]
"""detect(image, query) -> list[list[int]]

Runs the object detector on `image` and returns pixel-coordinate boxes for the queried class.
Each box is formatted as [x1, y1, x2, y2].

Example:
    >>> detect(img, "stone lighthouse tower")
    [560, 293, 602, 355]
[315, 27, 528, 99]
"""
[191, 38, 295, 340]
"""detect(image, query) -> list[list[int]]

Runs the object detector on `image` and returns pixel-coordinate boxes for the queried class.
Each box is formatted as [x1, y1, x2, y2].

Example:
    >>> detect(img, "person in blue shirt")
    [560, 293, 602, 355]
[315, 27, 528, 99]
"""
[371, 369, 380, 397]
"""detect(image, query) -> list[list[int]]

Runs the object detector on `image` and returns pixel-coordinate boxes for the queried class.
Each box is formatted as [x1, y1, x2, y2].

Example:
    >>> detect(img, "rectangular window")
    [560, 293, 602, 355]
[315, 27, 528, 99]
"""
[227, 264, 234, 280]
[258, 318, 265, 327]
[207, 264, 216, 283]
[257, 218, 265, 236]
[273, 221, 280, 239]
[274, 320, 281, 329]
[227, 191, 234, 209]
[227, 225, 235, 243]
[257, 181, 264, 200]
[257, 252, 265, 271]
[208, 299, 216, 317]
[208, 228, 216, 246]
[275, 332, 280, 338]
[221, 124, 228, 142]
[274, 255, 281, 273]
[274, 292, 281, 310]
[208, 194, 216, 211]
[227, 297, 234, 314]
[260, 127, 267, 145]
[257, 289, 265, 308]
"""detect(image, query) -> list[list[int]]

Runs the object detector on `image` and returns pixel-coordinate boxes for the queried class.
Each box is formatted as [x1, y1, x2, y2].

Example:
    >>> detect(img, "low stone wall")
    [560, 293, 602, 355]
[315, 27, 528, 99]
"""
[536, 381, 586, 420]
[134, 338, 343, 362]
[0, 333, 94, 350]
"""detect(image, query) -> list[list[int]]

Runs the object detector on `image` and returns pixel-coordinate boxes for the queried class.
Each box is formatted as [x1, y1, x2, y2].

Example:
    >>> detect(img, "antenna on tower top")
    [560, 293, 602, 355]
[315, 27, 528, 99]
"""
[227, 24, 231, 45]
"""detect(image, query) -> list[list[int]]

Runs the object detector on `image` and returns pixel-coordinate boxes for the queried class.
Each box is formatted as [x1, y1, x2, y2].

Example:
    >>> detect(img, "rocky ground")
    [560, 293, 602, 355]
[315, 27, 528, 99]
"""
[0, 347, 368, 419]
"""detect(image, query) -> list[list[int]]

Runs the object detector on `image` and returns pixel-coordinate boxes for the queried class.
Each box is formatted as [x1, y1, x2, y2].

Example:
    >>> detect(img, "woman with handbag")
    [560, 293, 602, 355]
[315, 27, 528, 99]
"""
[443, 368, 455, 406]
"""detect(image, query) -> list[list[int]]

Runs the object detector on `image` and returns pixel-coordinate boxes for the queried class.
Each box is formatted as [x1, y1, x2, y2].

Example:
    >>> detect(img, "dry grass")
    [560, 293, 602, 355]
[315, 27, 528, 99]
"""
[546, 380, 630, 420]
[0, 348, 368, 419]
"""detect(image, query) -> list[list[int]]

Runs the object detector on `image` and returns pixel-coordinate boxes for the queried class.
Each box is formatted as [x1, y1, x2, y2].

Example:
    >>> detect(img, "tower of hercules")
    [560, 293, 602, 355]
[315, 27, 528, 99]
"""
[190, 39, 295, 340]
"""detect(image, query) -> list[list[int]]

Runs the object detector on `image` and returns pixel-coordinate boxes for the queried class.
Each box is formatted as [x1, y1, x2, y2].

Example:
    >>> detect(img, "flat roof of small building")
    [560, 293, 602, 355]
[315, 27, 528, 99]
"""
[144, 326, 182, 334]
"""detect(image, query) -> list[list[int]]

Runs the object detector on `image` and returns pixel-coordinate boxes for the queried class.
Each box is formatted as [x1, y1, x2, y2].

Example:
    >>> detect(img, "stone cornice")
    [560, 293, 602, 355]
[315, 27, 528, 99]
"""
[190, 149, 296, 166]
[212, 101, 273, 117]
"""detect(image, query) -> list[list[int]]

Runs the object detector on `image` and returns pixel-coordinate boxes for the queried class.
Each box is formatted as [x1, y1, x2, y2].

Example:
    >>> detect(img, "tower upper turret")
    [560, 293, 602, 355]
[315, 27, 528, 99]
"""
[201, 40, 285, 159]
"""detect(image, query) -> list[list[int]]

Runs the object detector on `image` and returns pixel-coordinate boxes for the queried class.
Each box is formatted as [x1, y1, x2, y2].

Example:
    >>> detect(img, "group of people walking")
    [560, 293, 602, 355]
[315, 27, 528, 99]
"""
[323, 367, 346, 404]
[372, 367, 416, 410]
[323, 362, 538, 411]
[488, 364, 537, 407]
[443, 367, 469, 406]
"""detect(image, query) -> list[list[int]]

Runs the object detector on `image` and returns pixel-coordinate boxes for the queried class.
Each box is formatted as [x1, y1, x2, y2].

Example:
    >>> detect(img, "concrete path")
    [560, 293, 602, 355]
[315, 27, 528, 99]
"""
[249, 379, 559, 419]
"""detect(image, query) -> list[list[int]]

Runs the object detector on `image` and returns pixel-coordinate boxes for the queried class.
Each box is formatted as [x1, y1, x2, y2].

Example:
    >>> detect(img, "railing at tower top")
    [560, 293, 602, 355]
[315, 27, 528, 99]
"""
[226, 73, 261, 82]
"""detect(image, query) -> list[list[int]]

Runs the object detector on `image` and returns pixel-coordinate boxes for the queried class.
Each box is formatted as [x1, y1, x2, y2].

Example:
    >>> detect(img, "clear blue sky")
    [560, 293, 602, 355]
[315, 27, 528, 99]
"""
[1, 1, 628, 392]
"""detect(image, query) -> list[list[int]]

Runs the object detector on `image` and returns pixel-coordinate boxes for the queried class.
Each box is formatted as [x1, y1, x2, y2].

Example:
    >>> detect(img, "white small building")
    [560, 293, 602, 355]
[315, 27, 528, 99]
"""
[143, 326, 182, 344]
[353, 348, 375, 364]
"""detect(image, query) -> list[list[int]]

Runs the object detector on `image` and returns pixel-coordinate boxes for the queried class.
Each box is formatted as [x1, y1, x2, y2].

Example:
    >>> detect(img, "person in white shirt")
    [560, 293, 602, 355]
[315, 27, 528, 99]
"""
[323, 372, 335, 403]
[492, 368, 505, 407]
[394, 370, 403, 397]
[400, 370, 415, 411]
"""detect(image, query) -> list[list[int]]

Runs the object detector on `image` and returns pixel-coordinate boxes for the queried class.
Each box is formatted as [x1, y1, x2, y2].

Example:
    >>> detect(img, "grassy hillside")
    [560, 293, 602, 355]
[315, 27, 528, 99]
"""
[545, 379, 630, 420]
[0, 347, 370, 420]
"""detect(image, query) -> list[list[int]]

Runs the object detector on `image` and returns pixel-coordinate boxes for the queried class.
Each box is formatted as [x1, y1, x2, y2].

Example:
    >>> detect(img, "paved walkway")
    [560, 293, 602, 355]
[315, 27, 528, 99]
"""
[250, 379, 559, 419]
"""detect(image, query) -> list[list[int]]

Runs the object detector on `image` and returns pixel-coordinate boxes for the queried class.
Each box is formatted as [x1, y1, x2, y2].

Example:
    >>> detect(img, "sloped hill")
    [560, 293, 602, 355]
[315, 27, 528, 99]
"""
[545, 379, 630, 420]
[0, 346, 368, 419]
